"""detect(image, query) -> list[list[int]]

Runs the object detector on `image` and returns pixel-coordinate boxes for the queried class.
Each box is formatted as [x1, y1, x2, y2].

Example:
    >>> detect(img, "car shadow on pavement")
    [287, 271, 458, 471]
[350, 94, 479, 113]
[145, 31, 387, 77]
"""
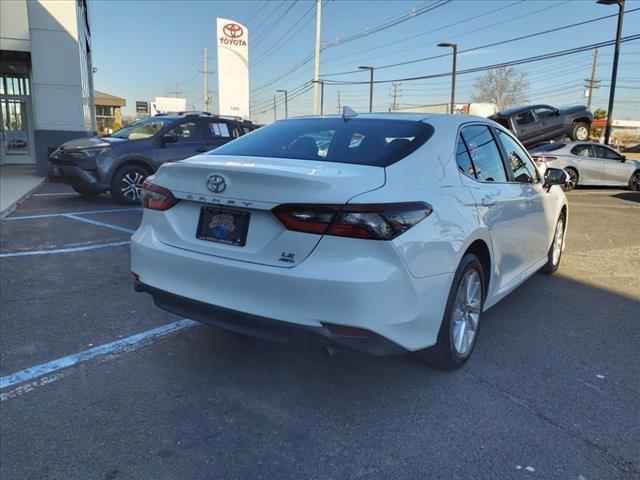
[612, 192, 640, 203]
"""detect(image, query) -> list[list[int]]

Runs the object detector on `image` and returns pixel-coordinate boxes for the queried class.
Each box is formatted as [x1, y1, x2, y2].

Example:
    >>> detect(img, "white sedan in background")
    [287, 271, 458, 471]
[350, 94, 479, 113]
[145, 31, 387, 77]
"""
[131, 112, 568, 369]
[530, 141, 640, 191]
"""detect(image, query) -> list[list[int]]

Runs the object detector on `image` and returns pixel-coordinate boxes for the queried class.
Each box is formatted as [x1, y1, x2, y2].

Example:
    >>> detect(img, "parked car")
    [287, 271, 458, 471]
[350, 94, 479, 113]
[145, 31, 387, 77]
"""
[530, 141, 640, 191]
[489, 104, 593, 147]
[48, 113, 259, 204]
[131, 112, 568, 369]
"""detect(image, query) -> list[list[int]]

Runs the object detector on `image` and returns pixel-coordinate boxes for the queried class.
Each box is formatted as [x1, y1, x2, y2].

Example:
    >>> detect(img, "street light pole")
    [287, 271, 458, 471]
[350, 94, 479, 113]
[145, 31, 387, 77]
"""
[359, 66, 374, 113]
[597, 0, 625, 145]
[277, 89, 288, 118]
[437, 42, 457, 114]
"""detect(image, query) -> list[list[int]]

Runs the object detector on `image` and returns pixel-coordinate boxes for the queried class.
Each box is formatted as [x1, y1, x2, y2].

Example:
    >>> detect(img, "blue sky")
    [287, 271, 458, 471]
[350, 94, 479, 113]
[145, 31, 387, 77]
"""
[90, 0, 640, 123]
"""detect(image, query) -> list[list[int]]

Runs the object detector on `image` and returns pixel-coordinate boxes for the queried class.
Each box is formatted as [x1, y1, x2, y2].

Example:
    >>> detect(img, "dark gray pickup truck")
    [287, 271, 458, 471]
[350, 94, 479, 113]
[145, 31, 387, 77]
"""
[489, 104, 593, 148]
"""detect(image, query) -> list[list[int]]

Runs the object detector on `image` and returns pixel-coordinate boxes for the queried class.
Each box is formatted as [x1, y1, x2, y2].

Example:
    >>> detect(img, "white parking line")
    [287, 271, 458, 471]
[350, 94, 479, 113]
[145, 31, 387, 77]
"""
[64, 214, 136, 234]
[0, 241, 130, 258]
[0, 319, 198, 400]
[5, 207, 142, 221]
[32, 192, 80, 197]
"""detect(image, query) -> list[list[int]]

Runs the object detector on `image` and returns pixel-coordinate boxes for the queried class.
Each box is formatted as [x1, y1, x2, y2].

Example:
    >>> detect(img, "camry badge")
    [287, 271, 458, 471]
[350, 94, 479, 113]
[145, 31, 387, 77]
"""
[207, 174, 227, 193]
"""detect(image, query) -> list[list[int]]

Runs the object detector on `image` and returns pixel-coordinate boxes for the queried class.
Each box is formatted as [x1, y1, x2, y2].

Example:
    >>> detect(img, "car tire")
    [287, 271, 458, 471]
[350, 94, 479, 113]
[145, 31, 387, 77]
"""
[628, 170, 640, 191]
[72, 185, 102, 197]
[563, 168, 578, 191]
[539, 214, 566, 275]
[570, 122, 590, 141]
[110, 164, 150, 205]
[414, 253, 484, 369]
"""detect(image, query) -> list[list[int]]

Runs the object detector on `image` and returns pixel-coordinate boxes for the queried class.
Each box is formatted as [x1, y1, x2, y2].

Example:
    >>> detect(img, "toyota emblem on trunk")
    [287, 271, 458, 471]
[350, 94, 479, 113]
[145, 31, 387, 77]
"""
[207, 175, 227, 193]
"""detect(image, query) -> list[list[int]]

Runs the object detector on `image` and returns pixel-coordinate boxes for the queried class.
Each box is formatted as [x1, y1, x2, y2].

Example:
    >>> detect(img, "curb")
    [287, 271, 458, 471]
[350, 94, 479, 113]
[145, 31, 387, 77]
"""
[0, 179, 46, 219]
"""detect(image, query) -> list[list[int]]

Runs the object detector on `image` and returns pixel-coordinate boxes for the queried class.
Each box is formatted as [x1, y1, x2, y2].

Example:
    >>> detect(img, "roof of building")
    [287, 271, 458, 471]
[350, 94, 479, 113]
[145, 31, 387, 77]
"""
[95, 90, 126, 107]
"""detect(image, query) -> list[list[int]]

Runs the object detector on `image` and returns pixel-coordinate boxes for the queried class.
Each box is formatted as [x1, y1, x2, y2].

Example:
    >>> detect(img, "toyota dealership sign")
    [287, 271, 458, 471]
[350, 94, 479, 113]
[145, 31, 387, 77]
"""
[217, 18, 249, 119]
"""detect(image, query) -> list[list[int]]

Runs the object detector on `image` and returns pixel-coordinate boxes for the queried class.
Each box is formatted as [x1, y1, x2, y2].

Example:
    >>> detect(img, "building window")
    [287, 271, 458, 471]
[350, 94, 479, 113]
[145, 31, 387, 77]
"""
[96, 105, 115, 117]
[0, 76, 30, 96]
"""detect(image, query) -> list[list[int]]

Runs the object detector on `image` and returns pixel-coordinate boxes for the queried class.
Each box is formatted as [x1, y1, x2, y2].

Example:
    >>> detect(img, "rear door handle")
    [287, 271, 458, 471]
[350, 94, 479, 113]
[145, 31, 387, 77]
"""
[196, 147, 209, 153]
[481, 197, 497, 207]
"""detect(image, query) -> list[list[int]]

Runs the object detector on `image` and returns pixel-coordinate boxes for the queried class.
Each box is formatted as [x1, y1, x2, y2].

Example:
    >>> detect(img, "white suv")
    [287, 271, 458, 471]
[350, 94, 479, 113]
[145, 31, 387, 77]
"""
[131, 112, 568, 369]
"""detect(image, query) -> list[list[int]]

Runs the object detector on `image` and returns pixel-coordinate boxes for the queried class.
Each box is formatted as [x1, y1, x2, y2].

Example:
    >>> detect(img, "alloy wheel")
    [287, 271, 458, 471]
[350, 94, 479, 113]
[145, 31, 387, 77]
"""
[552, 218, 564, 266]
[576, 126, 589, 141]
[451, 269, 481, 356]
[120, 171, 146, 201]
[632, 171, 640, 191]
[564, 170, 577, 191]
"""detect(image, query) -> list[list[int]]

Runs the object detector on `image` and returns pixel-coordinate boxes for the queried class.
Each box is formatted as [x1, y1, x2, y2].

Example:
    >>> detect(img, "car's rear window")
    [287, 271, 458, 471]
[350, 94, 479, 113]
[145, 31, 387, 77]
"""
[209, 118, 434, 167]
[532, 142, 566, 152]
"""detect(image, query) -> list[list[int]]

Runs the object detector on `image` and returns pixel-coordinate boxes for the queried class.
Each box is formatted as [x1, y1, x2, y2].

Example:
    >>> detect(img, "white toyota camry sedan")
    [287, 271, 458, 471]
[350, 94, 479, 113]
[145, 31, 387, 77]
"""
[131, 112, 568, 369]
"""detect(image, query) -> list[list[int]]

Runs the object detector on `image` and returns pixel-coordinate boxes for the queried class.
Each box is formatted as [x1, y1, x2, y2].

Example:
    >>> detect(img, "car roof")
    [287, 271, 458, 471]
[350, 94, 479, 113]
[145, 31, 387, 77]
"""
[283, 112, 493, 129]
[152, 113, 251, 123]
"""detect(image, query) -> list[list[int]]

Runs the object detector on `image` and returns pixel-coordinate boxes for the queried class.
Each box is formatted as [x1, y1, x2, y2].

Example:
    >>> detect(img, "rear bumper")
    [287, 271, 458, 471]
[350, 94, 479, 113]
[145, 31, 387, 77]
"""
[135, 280, 407, 356]
[131, 224, 453, 352]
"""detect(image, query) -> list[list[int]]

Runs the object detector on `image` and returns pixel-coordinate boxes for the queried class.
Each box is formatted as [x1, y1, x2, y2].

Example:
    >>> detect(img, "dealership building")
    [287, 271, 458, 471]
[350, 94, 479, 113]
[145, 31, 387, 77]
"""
[0, 0, 95, 176]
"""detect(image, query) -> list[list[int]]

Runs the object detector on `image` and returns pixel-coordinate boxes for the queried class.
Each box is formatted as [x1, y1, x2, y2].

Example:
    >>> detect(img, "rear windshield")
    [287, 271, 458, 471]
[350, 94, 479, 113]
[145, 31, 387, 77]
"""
[209, 118, 434, 167]
[532, 142, 566, 152]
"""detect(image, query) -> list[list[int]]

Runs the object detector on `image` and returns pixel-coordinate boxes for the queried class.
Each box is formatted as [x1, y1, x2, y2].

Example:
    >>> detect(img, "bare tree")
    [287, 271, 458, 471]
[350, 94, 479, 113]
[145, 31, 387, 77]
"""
[471, 67, 530, 110]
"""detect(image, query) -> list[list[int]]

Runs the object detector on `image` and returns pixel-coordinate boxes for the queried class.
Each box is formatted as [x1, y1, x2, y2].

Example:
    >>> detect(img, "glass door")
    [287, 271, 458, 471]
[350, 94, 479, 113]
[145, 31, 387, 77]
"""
[0, 75, 35, 165]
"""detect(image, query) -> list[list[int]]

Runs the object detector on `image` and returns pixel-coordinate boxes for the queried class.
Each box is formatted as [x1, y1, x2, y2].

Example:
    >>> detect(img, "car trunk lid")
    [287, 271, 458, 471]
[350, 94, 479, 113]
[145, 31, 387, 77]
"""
[149, 154, 386, 267]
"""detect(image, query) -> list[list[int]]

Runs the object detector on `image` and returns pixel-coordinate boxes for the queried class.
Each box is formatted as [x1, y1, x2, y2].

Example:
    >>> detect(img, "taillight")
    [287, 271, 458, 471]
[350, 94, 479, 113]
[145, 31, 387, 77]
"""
[273, 202, 432, 240]
[141, 180, 179, 211]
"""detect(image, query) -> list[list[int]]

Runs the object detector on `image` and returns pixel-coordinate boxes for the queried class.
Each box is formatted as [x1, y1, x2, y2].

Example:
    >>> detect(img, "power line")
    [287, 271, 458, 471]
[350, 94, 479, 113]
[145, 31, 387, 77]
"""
[251, 1, 288, 39]
[320, 0, 452, 49]
[320, 35, 640, 86]
[252, 2, 317, 67]
[323, 7, 640, 76]
[245, 1, 269, 27]
[320, 0, 524, 67]
[252, 0, 299, 47]
[250, 0, 451, 93]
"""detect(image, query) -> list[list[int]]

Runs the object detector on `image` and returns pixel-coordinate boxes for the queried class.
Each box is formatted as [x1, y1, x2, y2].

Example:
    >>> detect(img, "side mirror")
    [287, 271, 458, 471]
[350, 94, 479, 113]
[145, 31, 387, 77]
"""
[621, 155, 626, 162]
[544, 168, 567, 192]
[161, 133, 178, 144]
[553, 109, 560, 117]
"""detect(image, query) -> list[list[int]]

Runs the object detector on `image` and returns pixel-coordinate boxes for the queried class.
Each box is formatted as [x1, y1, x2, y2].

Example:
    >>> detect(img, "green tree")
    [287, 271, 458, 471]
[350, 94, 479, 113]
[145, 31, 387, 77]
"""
[593, 108, 607, 119]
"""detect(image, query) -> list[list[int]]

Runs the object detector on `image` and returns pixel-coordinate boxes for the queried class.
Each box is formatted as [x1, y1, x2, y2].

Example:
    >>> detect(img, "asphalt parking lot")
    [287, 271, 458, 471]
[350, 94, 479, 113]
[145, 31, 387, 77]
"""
[1, 182, 639, 480]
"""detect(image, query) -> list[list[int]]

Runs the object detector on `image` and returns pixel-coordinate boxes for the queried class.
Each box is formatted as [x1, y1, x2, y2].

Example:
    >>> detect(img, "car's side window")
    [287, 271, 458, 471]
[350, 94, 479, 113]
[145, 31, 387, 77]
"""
[571, 144, 595, 157]
[167, 121, 202, 143]
[207, 121, 232, 139]
[594, 145, 623, 161]
[533, 107, 556, 119]
[515, 111, 535, 126]
[455, 135, 476, 179]
[460, 125, 508, 182]
[496, 130, 540, 183]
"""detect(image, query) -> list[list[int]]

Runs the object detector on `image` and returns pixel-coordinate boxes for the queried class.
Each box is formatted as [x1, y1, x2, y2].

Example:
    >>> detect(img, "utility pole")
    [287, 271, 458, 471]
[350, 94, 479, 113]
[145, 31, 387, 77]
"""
[390, 82, 402, 111]
[169, 82, 181, 98]
[277, 89, 288, 118]
[597, 0, 625, 145]
[584, 48, 600, 110]
[273, 95, 277, 122]
[200, 47, 214, 113]
[312, 0, 322, 114]
[437, 42, 457, 114]
[337, 90, 341, 113]
[359, 66, 374, 112]
[313, 80, 325, 114]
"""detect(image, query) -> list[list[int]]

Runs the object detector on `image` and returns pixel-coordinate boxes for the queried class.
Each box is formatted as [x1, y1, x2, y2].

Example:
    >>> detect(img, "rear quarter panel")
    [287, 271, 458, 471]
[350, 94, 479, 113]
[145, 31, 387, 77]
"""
[350, 136, 491, 280]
